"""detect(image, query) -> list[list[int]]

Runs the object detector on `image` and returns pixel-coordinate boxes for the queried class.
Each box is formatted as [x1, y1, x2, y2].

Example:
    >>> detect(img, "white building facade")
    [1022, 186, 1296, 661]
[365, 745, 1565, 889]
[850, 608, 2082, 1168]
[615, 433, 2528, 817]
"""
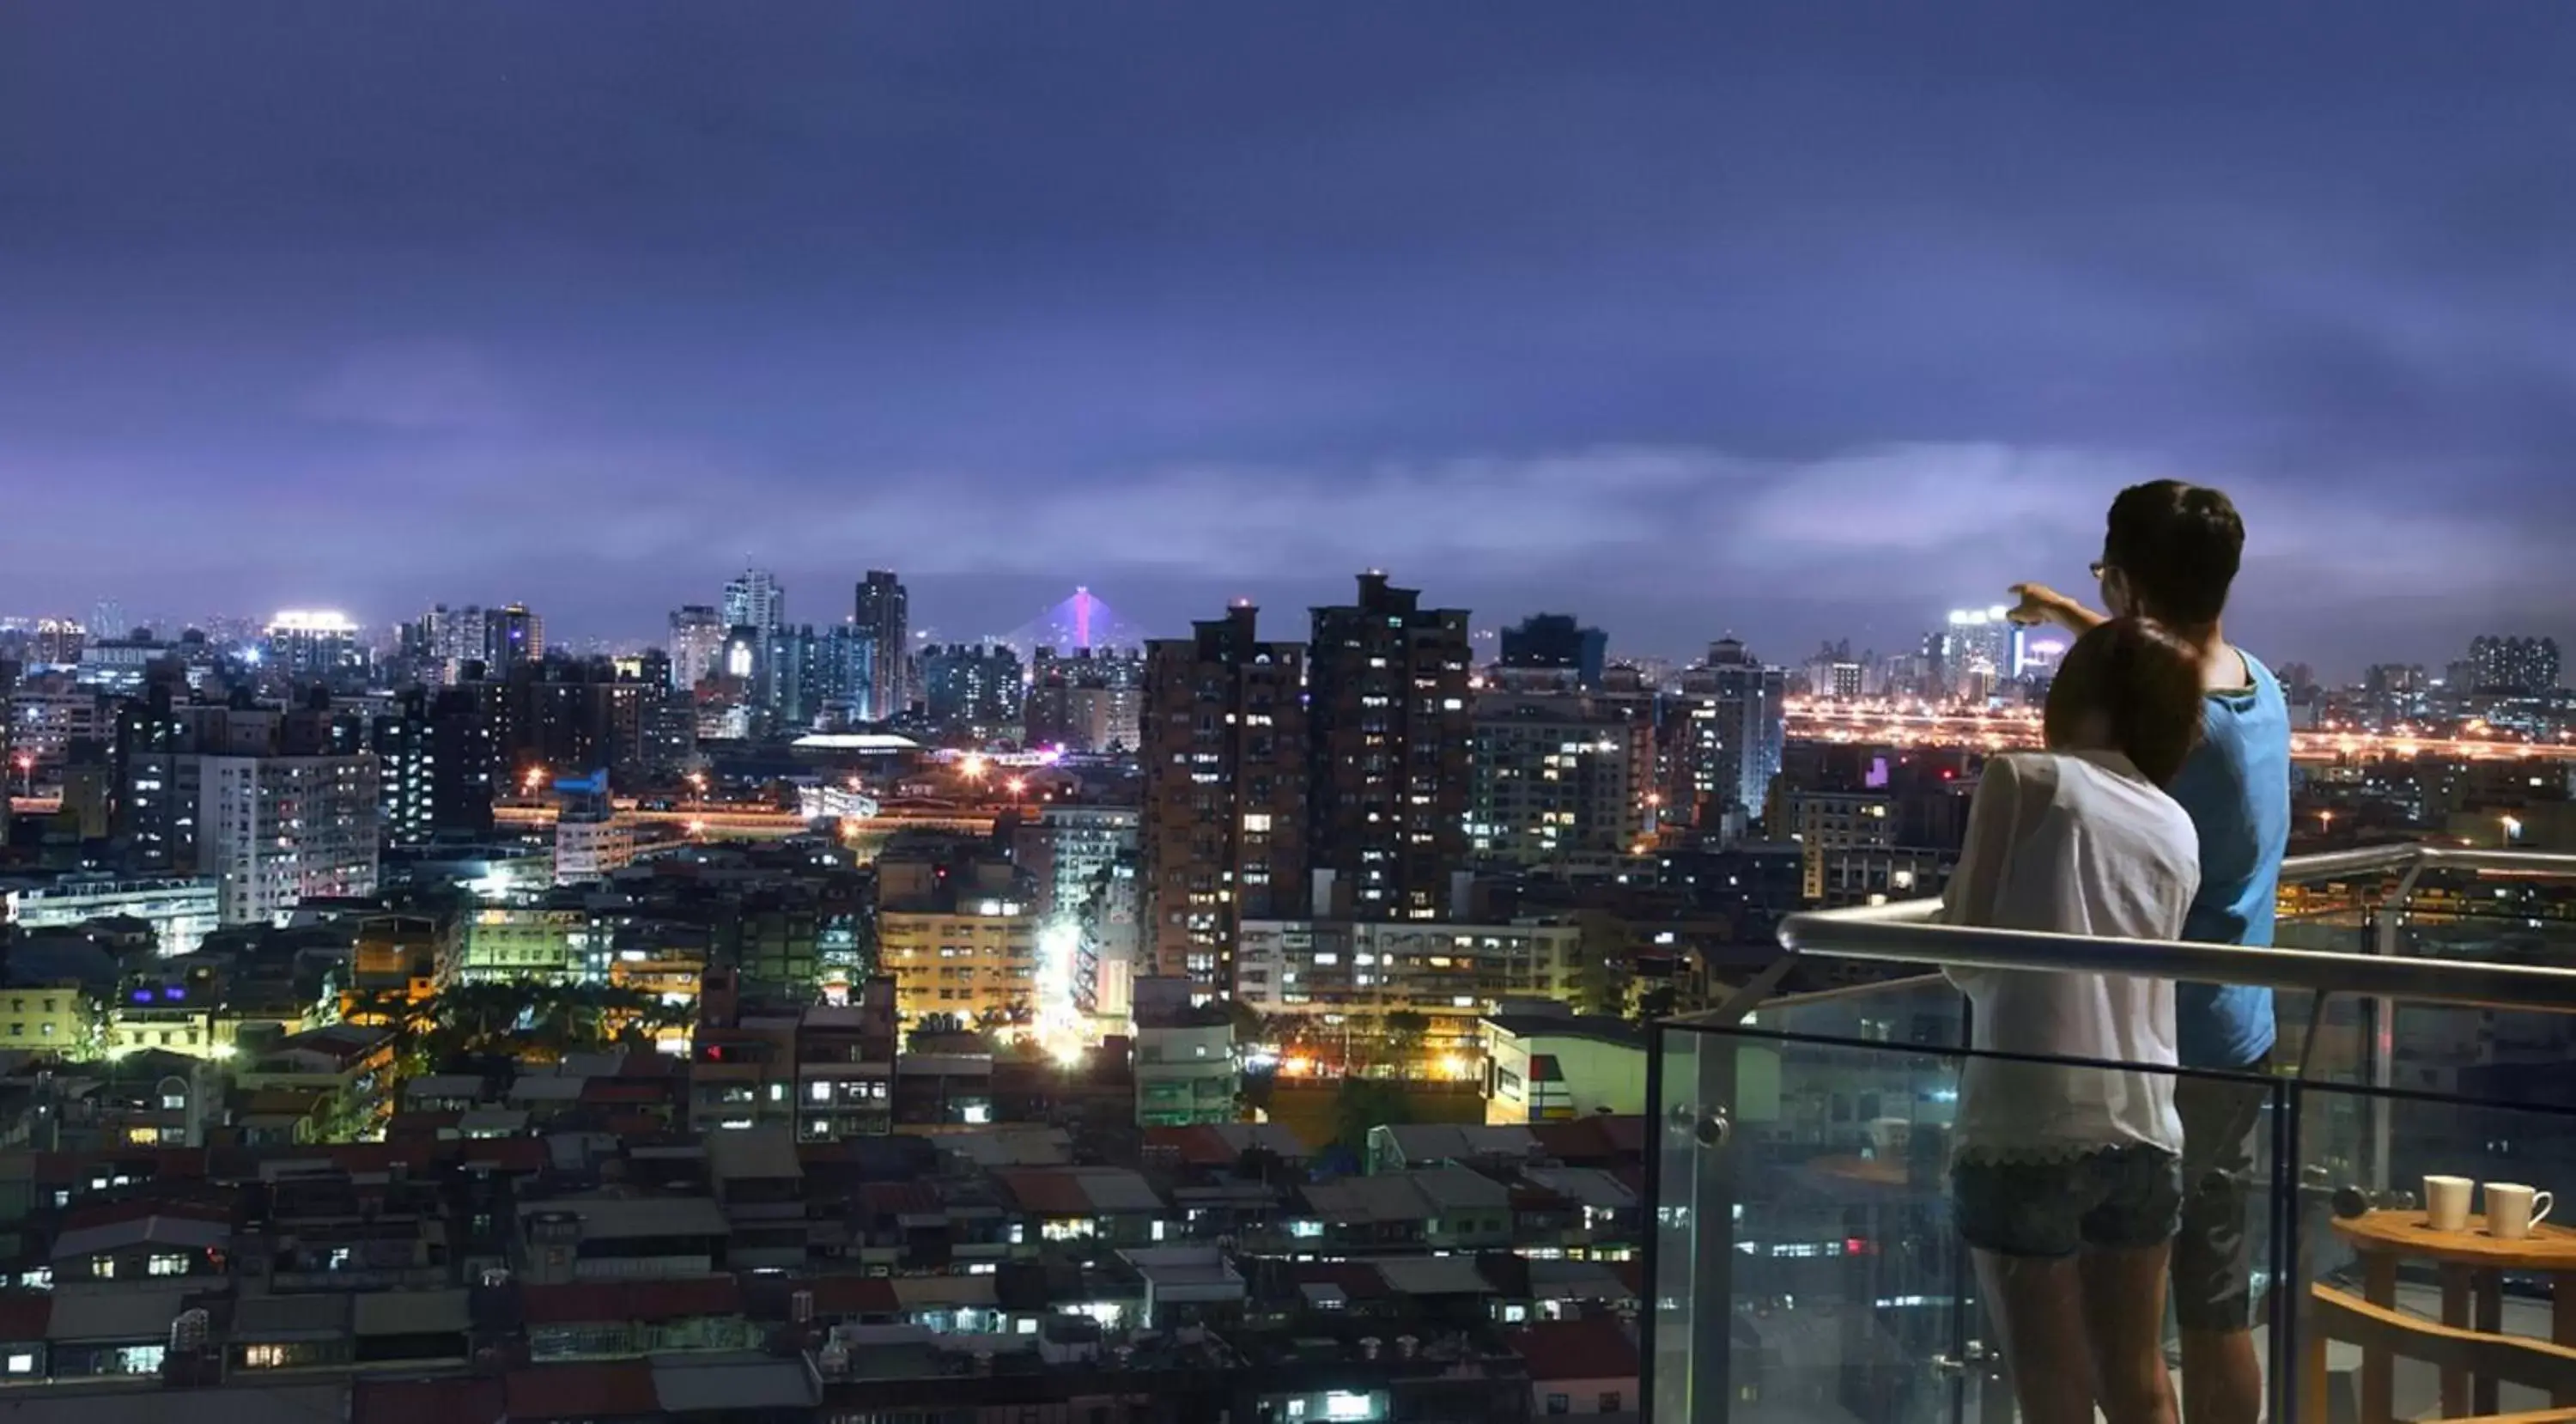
[194, 753, 379, 924]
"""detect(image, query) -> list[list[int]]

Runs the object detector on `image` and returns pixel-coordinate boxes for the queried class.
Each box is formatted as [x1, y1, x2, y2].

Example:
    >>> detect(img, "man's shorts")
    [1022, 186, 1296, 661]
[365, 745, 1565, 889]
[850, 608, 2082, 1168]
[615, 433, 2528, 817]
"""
[2172, 1058, 2272, 1332]
[1952, 1144, 2184, 1257]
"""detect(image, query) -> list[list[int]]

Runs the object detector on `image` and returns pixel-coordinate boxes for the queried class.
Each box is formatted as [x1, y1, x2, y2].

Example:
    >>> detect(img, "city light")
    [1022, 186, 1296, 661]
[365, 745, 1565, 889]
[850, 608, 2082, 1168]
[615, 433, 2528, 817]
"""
[1033, 922, 1084, 1065]
[266, 609, 357, 632]
[960, 752, 988, 780]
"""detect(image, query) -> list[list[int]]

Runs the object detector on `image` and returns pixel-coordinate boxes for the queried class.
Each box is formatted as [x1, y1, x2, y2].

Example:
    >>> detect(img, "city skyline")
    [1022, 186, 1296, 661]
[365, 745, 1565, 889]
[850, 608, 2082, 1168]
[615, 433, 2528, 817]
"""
[14, 570, 2567, 686]
[8, 5, 2576, 669]
[4, 575, 2565, 689]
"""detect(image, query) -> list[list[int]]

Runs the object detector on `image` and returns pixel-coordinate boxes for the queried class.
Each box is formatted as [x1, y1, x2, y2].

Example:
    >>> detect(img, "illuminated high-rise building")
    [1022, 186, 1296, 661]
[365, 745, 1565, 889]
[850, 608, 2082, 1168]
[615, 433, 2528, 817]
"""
[1467, 692, 1656, 869]
[408, 603, 540, 684]
[853, 570, 911, 720]
[1674, 637, 1788, 837]
[195, 751, 378, 924]
[767, 624, 826, 729]
[1139, 603, 1307, 991]
[488, 603, 544, 666]
[262, 611, 367, 691]
[920, 643, 1023, 738]
[372, 685, 497, 845]
[667, 605, 726, 691]
[1306, 571, 1473, 921]
[1928, 605, 2023, 700]
[29, 620, 85, 667]
[1025, 647, 1145, 752]
[2470, 635, 2563, 696]
[418, 605, 485, 683]
[723, 568, 785, 636]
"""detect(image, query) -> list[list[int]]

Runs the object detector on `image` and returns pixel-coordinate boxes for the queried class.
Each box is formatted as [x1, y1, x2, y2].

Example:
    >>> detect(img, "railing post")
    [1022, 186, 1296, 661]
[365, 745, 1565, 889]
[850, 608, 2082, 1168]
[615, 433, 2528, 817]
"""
[1691, 1027, 1742, 1423]
[1646, 1017, 1745, 1424]
[1643, 1019, 1672, 1424]
[2270, 1075, 2305, 1424]
[2365, 863, 2422, 1195]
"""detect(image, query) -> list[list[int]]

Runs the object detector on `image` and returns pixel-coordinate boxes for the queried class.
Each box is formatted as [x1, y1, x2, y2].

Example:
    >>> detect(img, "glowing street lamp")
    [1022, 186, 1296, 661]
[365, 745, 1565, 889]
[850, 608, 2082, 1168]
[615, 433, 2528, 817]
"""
[1006, 776, 1027, 806]
[960, 752, 989, 781]
[11, 752, 31, 797]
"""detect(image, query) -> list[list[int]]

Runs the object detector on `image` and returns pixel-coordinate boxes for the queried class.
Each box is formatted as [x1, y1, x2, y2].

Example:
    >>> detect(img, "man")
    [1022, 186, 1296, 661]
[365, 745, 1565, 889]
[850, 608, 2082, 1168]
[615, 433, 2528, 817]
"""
[2008, 480, 2291, 1424]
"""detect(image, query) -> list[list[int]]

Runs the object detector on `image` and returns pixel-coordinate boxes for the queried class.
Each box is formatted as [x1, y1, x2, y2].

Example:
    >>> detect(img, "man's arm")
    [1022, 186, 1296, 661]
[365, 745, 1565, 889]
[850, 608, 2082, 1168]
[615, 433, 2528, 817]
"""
[2007, 582, 2106, 634]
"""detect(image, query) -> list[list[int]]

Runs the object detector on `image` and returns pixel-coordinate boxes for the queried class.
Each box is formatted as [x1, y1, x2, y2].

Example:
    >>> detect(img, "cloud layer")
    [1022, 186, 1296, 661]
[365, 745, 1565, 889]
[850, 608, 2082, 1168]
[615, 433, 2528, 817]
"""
[3, 3, 2573, 672]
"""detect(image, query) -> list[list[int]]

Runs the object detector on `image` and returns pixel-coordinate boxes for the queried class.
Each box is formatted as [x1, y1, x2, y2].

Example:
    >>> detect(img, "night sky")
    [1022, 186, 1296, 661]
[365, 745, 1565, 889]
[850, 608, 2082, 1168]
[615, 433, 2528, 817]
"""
[6, 3, 2573, 674]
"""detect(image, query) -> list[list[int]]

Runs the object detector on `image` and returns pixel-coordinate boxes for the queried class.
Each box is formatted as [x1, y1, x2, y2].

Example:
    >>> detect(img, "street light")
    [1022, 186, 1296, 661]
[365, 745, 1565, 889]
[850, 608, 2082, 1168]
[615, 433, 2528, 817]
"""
[2502, 814, 2524, 845]
[11, 752, 31, 798]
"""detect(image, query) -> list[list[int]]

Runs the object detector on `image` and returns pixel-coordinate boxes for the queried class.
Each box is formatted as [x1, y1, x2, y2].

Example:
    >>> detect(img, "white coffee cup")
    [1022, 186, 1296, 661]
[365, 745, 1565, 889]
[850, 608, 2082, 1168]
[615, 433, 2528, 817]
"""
[2486, 1183, 2555, 1239]
[2426, 1175, 2475, 1232]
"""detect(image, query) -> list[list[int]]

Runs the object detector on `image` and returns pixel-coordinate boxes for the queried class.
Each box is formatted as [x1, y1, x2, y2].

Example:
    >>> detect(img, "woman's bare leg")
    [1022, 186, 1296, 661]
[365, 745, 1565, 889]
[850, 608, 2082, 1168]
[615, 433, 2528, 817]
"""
[2081, 1242, 2182, 1424]
[1974, 1248, 2099, 1424]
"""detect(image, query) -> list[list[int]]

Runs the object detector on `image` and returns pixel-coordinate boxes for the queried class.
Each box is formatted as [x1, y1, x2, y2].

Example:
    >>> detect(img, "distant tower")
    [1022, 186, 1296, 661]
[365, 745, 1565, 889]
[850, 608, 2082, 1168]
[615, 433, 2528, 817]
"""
[1308, 572, 1474, 922]
[667, 606, 726, 691]
[723, 568, 785, 636]
[1140, 603, 1308, 990]
[486, 603, 544, 667]
[854, 570, 911, 720]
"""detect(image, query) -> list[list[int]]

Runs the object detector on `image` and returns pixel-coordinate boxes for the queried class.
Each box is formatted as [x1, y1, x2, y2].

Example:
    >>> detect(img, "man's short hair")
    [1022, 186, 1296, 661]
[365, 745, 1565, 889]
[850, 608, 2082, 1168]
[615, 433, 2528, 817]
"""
[2103, 480, 2244, 627]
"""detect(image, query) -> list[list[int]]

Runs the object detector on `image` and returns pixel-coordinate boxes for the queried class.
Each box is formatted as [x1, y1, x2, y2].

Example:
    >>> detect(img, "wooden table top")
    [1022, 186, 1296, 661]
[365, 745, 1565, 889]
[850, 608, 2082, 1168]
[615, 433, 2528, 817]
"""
[2334, 1210, 2576, 1270]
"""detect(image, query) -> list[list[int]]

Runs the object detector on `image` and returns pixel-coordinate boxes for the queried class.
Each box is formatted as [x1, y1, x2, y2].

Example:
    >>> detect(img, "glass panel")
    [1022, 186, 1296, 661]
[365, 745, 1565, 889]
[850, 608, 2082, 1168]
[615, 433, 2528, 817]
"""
[1744, 975, 1967, 1053]
[1656, 996, 1986, 1424]
[1653, 1000, 2303, 1424]
[1648, 1019, 1702, 1424]
[2275, 887, 2373, 1086]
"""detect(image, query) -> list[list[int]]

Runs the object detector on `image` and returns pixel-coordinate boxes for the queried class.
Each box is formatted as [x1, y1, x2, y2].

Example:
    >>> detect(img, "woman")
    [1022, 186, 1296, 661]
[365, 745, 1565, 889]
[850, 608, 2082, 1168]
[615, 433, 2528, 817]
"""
[1946, 618, 2207, 1424]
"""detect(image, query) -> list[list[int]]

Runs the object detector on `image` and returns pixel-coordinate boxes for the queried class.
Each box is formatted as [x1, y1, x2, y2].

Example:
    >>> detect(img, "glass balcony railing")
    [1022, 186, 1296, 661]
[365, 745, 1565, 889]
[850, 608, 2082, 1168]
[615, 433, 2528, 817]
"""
[1648, 843, 2576, 1424]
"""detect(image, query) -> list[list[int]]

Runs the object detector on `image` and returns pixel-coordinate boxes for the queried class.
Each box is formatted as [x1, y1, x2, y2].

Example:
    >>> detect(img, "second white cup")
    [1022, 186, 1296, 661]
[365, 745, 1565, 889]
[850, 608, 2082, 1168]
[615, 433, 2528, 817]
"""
[2487, 1182, 2555, 1239]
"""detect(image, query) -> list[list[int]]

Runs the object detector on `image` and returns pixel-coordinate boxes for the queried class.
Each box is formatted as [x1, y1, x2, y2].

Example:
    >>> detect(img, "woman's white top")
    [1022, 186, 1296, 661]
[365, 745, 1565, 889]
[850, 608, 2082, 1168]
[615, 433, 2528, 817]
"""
[1943, 750, 2200, 1162]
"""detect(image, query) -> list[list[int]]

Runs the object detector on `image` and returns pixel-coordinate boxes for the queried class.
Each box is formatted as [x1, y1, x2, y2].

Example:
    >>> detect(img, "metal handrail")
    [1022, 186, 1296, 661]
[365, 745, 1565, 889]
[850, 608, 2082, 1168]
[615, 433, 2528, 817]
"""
[1753, 842, 2576, 1020]
[1772, 917, 2576, 1016]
